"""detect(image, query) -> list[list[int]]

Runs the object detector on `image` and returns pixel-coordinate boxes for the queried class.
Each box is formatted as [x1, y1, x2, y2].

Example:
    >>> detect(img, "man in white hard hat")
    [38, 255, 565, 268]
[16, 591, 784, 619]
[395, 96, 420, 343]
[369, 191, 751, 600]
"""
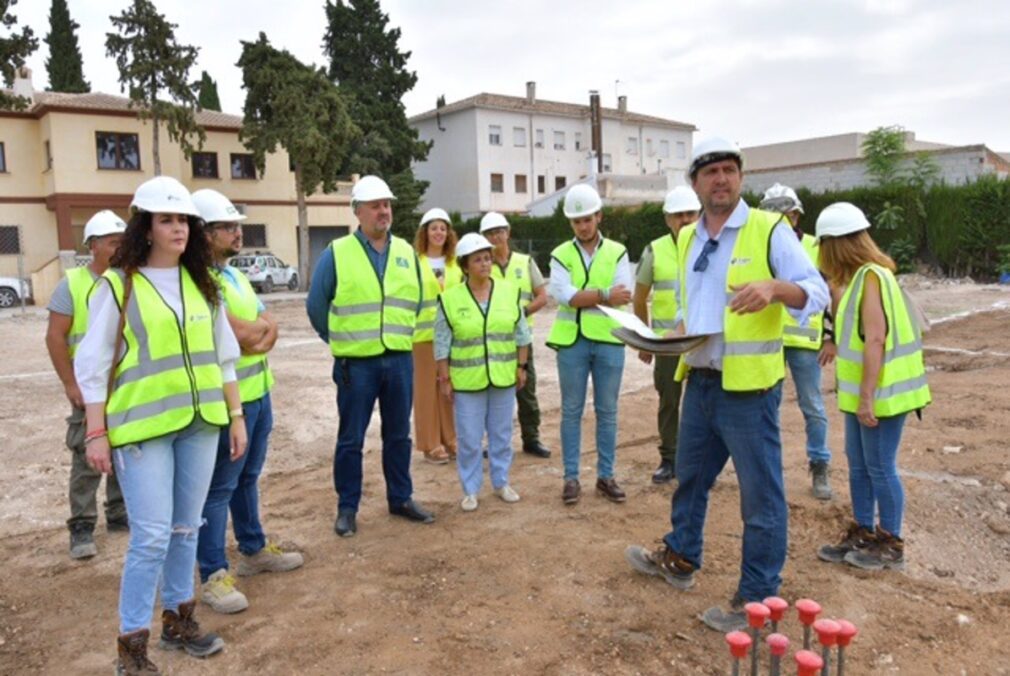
[547, 183, 633, 506]
[760, 183, 833, 500]
[45, 210, 128, 559]
[625, 138, 829, 632]
[480, 211, 551, 459]
[192, 189, 303, 615]
[306, 175, 434, 537]
[632, 186, 701, 484]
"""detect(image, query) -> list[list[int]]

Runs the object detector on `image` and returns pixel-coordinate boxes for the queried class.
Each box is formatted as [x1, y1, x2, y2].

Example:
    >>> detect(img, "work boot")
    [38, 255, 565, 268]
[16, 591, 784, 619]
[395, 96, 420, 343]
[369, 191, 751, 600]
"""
[700, 593, 749, 633]
[201, 569, 249, 614]
[845, 527, 905, 571]
[107, 515, 130, 533]
[69, 523, 97, 560]
[817, 522, 876, 564]
[651, 460, 675, 484]
[522, 440, 551, 458]
[116, 629, 159, 675]
[624, 542, 695, 590]
[235, 541, 304, 576]
[159, 600, 225, 658]
[595, 477, 627, 503]
[562, 479, 581, 505]
[809, 461, 832, 500]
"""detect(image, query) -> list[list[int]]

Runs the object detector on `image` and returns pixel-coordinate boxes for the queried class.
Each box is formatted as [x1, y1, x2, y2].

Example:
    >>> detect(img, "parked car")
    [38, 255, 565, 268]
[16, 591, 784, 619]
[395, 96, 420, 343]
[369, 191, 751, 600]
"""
[0, 276, 31, 308]
[230, 253, 299, 293]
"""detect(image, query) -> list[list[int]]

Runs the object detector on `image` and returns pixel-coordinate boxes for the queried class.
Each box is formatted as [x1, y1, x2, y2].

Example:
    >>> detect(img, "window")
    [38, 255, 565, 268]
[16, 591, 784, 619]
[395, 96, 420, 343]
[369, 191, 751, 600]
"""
[513, 126, 526, 147]
[676, 141, 687, 159]
[626, 136, 638, 155]
[490, 173, 504, 193]
[242, 224, 267, 248]
[602, 154, 613, 172]
[231, 153, 257, 180]
[537, 175, 546, 193]
[0, 226, 20, 254]
[96, 132, 140, 170]
[489, 125, 502, 146]
[555, 176, 566, 191]
[575, 132, 583, 151]
[0, 142, 6, 172]
[192, 152, 219, 179]
[535, 129, 544, 148]
[660, 140, 670, 158]
[514, 174, 527, 193]
[553, 130, 565, 150]
[44, 140, 52, 170]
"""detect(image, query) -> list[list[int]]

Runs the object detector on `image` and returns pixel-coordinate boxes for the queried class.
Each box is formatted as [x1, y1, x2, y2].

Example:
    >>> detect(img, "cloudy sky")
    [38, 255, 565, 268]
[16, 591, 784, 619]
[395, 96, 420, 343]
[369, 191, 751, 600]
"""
[14, 0, 1010, 151]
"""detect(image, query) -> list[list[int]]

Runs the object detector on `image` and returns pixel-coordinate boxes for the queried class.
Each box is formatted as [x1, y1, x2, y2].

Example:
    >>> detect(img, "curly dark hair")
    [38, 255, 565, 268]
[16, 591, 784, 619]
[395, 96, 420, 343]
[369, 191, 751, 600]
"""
[111, 211, 220, 306]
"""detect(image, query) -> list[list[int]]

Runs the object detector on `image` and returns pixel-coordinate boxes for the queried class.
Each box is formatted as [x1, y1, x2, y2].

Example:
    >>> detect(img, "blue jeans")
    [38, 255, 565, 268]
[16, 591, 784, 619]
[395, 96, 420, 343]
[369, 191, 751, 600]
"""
[114, 420, 219, 633]
[556, 338, 625, 481]
[454, 387, 515, 496]
[333, 353, 413, 513]
[664, 374, 787, 602]
[197, 392, 273, 582]
[784, 348, 830, 464]
[844, 412, 907, 536]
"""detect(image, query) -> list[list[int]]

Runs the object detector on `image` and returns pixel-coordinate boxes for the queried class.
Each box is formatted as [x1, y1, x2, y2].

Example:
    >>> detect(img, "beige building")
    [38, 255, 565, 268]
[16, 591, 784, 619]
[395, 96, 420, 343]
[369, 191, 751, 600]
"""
[0, 70, 354, 304]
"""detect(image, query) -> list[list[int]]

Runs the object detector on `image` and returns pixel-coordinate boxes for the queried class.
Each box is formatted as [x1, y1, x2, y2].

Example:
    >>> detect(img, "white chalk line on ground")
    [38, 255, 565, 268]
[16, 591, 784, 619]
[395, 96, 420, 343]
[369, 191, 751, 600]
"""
[931, 300, 1010, 325]
[0, 370, 52, 381]
[924, 345, 1010, 358]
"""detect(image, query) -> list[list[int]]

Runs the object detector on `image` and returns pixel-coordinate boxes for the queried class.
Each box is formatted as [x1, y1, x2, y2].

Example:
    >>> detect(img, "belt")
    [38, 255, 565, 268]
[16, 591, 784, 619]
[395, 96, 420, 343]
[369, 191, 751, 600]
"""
[690, 367, 722, 379]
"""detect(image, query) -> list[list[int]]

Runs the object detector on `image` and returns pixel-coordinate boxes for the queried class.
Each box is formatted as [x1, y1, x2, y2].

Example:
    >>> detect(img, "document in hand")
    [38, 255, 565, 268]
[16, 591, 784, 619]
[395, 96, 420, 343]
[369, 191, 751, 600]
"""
[597, 306, 711, 355]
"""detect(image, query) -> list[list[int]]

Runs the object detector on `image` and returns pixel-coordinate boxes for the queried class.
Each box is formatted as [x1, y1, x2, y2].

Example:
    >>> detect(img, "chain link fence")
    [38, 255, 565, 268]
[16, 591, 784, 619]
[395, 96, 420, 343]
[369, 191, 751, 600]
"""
[0, 225, 27, 311]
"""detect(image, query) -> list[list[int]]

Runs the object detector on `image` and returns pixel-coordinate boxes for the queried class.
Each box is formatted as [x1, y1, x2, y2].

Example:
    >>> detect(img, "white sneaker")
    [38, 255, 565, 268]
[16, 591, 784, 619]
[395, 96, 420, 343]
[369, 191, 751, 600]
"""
[460, 494, 479, 511]
[496, 485, 520, 503]
[201, 569, 249, 614]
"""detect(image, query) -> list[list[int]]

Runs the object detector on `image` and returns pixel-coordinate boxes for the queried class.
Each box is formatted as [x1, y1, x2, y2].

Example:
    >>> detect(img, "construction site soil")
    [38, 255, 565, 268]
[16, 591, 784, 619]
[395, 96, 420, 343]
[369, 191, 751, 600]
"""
[1, 277, 1008, 674]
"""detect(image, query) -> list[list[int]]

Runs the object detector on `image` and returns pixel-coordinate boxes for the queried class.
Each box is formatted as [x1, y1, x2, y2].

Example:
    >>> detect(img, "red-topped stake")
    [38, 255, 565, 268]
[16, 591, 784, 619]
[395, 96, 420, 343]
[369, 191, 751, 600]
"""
[813, 619, 841, 676]
[726, 631, 752, 676]
[795, 599, 822, 650]
[763, 596, 789, 632]
[766, 633, 790, 676]
[835, 620, 858, 676]
[795, 650, 824, 676]
[744, 603, 771, 676]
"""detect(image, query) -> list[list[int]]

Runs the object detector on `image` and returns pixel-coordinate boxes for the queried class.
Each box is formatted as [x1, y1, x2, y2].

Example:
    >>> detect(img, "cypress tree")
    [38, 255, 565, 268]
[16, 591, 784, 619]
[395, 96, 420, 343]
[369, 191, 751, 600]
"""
[196, 70, 221, 111]
[45, 0, 90, 93]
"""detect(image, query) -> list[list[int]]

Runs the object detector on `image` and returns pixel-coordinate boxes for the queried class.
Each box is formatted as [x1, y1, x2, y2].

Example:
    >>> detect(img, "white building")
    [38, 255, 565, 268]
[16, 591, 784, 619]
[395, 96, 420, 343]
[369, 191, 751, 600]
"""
[409, 82, 696, 219]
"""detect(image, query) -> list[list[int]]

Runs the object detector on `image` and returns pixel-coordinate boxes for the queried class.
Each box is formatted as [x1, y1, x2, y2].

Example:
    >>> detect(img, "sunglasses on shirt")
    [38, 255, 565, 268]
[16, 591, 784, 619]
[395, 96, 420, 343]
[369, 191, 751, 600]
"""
[693, 238, 719, 272]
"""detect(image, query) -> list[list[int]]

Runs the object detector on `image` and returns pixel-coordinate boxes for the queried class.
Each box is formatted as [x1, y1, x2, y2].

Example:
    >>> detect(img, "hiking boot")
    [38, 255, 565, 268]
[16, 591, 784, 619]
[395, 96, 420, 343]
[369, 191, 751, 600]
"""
[700, 593, 749, 632]
[159, 600, 225, 658]
[596, 478, 627, 503]
[69, 524, 97, 560]
[809, 461, 832, 500]
[107, 515, 130, 533]
[116, 629, 159, 675]
[201, 569, 249, 614]
[818, 522, 876, 564]
[624, 543, 695, 590]
[651, 460, 675, 484]
[845, 527, 905, 571]
[235, 542, 304, 576]
[562, 479, 581, 505]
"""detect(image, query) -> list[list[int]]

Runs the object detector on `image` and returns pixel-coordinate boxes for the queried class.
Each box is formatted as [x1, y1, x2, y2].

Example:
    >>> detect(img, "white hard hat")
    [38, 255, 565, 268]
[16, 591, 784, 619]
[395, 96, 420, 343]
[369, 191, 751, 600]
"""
[351, 175, 396, 204]
[130, 176, 200, 216]
[662, 186, 701, 214]
[192, 189, 247, 224]
[456, 232, 493, 258]
[479, 211, 510, 233]
[689, 136, 743, 177]
[815, 202, 871, 241]
[420, 207, 451, 227]
[759, 183, 804, 214]
[563, 183, 603, 219]
[83, 210, 127, 243]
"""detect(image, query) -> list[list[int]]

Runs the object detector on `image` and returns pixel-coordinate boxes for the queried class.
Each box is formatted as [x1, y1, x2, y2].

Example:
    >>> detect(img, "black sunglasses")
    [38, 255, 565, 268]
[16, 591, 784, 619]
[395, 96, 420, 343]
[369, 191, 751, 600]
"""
[693, 238, 719, 272]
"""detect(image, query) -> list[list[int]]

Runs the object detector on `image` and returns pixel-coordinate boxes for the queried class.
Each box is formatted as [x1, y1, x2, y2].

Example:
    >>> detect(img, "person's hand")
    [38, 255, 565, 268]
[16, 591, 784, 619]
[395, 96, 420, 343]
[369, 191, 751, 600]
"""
[729, 281, 777, 314]
[857, 397, 878, 428]
[818, 340, 837, 367]
[230, 418, 247, 461]
[86, 436, 113, 475]
[607, 284, 632, 306]
[517, 368, 528, 391]
[439, 378, 453, 403]
[64, 382, 84, 409]
[638, 350, 653, 365]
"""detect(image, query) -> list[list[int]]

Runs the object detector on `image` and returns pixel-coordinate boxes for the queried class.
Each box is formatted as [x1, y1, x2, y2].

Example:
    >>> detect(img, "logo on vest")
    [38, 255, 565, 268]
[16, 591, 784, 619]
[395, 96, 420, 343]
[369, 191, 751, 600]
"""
[456, 307, 471, 319]
[395, 256, 409, 269]
[730, 257, 752, 266]
[188, 312, 210, 323]
[515, 268, 523, 279]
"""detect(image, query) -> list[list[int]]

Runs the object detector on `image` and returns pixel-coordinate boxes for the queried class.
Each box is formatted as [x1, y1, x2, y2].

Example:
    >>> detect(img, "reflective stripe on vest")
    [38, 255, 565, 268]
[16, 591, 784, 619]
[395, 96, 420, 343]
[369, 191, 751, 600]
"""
[491, 252, 537, 326]
[66, 266, 97, 359]
[103, 268, 228, 447]
[214, 267, 274, 403]
[440, 279, 520, 391]
[414, 255, 462, 343]
[546, 238, 627, 349]
[782, 234, 824, 350]
[835, 263, 931, 417]
[650, 234, 680, 331]
[328, 235, 420, 357]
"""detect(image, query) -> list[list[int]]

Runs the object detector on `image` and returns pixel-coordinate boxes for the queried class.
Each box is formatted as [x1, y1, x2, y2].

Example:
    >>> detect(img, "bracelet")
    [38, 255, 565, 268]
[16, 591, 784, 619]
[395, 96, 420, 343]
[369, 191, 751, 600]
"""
[84, 432, 107, 445]
[229, 408, 245, 419]
[85, 428, 107, 441]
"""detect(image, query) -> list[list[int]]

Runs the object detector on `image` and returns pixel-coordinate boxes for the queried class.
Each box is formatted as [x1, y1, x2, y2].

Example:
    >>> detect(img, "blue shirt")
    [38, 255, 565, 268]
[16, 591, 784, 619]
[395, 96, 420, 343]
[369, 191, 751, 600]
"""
[683, 200, 829, 370]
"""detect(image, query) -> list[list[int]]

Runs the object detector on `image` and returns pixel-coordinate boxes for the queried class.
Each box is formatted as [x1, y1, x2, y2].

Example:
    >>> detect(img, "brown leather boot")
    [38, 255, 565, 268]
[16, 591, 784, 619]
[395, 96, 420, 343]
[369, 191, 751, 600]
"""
[159, 600, 225, 658]
[116, 629, 159, 675]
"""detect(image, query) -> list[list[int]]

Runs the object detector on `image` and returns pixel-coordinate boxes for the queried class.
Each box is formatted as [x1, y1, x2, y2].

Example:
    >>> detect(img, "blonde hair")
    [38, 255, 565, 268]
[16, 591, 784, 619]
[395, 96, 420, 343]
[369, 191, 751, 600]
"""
[819, 230, 896, 287]
[413, 219, 457, 263]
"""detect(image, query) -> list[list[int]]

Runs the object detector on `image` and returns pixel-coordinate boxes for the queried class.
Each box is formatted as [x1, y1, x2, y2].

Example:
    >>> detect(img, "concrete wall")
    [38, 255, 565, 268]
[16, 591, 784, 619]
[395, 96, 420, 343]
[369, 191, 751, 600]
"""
[743, 131, 954, 172]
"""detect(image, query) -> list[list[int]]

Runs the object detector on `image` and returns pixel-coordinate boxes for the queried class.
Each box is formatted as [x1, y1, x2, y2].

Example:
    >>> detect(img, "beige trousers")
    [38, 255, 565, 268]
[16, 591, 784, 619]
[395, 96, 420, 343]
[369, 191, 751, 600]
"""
[412, 341, 457, 453]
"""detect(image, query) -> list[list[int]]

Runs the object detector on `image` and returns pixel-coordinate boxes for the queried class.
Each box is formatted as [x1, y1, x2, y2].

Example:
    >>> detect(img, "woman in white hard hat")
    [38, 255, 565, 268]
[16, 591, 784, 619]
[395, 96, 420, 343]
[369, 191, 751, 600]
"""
[435, 233, 531, 511]
[75, 176, 246, 672]
[412, 208, 462, 464]
[814, 202, 930, 572]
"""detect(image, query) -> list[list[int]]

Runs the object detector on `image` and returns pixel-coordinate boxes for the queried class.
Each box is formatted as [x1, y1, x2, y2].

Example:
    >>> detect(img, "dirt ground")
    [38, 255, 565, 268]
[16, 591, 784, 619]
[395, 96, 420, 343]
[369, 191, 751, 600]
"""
[1, 278, 1009, 675]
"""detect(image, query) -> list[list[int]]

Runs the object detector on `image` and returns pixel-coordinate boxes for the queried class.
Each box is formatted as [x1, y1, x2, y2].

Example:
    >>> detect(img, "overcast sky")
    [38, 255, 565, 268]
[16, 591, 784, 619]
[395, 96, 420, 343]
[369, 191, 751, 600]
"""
[15, 0, 1010, 151]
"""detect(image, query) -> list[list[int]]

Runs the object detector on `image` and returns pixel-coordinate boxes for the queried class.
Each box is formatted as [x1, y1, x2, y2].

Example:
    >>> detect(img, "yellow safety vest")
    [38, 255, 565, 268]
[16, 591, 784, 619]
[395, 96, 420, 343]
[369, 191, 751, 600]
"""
[491, 251, 537, 326]
[675, 209, 786, 391]
[546, 237, 628, 349]
[103, 268, 228, 448]
[782, 233, 824, 350]
[439, 279, 521, 391]
[328, 234, 420, 357]
[214, 267, 274, 403]
[835, 263, 931, 417]
[649, 234, 680, 331]
[66, 266, 97, 359]
[414, 255, 462, 343]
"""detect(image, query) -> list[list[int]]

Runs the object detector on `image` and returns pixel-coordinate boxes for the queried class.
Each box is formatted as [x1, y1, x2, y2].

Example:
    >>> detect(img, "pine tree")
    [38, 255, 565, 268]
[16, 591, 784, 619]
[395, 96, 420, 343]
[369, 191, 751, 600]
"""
[196, 70, 220, 111]
[45, 0, 89, 93]
[105, 0, 204, 175]
[0, 0, 39, 110]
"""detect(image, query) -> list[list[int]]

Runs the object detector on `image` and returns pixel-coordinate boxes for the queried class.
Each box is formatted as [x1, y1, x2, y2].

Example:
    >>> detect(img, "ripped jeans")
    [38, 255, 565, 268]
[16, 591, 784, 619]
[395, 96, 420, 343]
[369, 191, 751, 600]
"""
[114, 419, 219, 633]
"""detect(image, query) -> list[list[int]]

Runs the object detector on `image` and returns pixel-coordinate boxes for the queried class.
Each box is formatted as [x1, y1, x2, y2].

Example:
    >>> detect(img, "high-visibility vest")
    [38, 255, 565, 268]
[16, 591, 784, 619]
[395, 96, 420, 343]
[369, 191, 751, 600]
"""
[103, 268, 228, 447]
[66, 266, 97, 359]
[439, 279, 521, 391]
[328, 234, 420, 357]
[491, 251, 537, 326]
[414, 255, 462, 343]
[835, 263, 931, 417]
[649, 234, 680, 331]
[214, 267, 274, 403]
[675, 209, 786, 391]
[782, 233, 824, 350]
[546, 238, 627, 349]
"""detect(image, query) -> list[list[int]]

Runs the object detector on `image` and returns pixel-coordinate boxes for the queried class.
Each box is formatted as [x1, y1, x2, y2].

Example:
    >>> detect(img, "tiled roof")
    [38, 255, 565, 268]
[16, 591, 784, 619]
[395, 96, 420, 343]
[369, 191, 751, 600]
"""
[409, 93, 695, 131]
